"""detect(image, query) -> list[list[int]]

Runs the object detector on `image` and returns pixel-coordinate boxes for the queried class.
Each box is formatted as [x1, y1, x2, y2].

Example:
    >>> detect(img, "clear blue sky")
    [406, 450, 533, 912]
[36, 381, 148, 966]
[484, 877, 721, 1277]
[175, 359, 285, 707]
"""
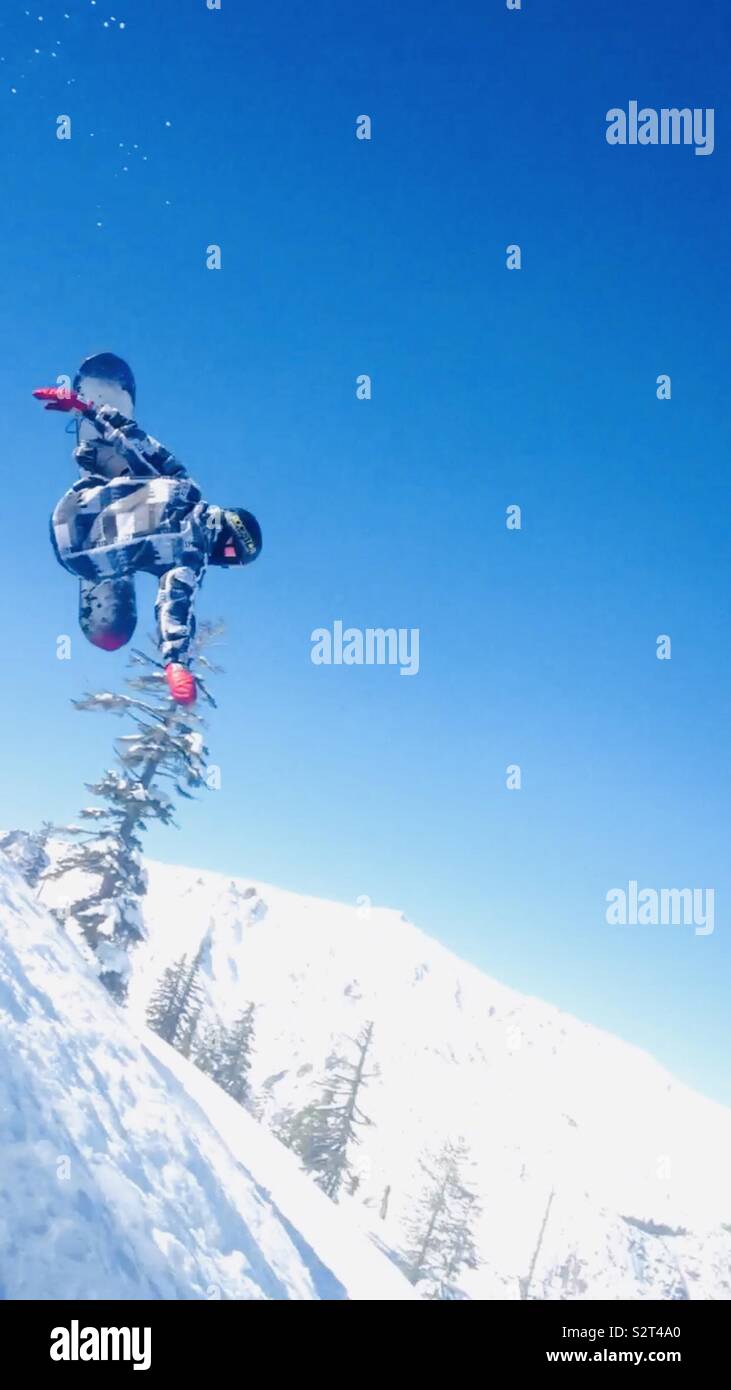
[0, 1, 729, 1103]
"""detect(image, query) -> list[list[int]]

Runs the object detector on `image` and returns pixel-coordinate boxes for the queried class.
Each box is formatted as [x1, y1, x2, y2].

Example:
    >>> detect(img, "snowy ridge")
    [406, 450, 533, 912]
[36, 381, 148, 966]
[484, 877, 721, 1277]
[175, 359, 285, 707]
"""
[0, 854, 415, 1300]
[114, 860, 731, 1300]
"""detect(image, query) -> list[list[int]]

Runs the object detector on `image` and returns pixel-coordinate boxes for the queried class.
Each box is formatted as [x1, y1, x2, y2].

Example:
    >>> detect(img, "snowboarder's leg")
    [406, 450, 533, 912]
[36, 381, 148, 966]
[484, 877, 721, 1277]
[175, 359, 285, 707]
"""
[155, 564, 203, 666]
[155, 565, 204, 705]
[79, 576, 138, 652]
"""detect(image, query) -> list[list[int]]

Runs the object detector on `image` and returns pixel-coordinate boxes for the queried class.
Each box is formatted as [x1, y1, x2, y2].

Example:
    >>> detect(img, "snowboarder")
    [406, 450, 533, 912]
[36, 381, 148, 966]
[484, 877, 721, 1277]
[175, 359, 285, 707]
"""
[35, 353, 261, 705]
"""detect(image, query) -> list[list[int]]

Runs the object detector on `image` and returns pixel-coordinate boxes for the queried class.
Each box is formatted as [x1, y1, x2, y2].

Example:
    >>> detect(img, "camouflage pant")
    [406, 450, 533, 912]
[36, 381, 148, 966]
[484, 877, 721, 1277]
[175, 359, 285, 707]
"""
[79, 565, 205, 663]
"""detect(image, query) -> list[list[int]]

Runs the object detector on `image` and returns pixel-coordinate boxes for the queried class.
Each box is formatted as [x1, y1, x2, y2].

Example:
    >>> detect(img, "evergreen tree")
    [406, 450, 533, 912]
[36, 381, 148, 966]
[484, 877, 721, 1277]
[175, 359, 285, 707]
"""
[146, 944, 206, 1049]
[46, 624, 222, 1003]
[402, 1138, 481, 1299]
[192, 1020, 227, 1079]
[194, 1005, 256, 1107]
[178, 1002, 203, 1059]
[216, 1004, 257, 1104]
[285, 1021, 375, 1201]
[146, 955, 189, 1044]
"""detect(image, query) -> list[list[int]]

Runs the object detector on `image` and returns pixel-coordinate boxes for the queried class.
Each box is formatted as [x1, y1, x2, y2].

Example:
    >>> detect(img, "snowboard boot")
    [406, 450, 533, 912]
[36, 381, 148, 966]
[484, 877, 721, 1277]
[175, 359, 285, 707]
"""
[164, 663, 197, 705]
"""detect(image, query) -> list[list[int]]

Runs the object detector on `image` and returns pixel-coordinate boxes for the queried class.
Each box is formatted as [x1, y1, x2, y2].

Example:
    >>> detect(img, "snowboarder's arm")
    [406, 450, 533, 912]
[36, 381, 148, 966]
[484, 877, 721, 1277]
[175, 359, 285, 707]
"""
[82, 404, 189, 478]
[34, 385, 187, 478]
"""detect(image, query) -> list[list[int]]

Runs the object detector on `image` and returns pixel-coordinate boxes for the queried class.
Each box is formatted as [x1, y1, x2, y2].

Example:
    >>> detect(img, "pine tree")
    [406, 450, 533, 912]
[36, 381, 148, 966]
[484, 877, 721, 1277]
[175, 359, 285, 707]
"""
[285, 1021, 375, 1201]
[216, 1005, 257, 1104]
[192, 1020, 227, 1079]
[146, 955, 188, 1044]
[146, 944, 206, 1048]
[194, 1005, 256, 1107]
[402, 1138, 481, 1299]
[178, 1002, 203, 1059]
[47, 624, 222, 1003]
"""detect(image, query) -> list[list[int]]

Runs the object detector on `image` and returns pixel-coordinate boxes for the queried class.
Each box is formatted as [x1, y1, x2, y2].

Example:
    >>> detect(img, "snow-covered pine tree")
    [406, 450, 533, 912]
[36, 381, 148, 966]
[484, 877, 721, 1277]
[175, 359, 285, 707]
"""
[401, 1138, 481, 1299]
[0, 823, 53, 889]
[215, 1005, 256, 1105]
[47, 624, 222, 1003]
[284, 1021, 375, 1201]
[192, 1020, 226, 1079]
[178, 1001, 203, 1059]
[194, 1005, 257, 1107]
[146, 955, 188, 1043]
[146, 944, 206, 1048]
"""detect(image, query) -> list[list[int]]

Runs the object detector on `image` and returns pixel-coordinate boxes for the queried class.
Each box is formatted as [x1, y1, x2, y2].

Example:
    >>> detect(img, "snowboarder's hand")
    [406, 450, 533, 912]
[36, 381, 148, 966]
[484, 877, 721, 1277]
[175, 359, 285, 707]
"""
[33, 386, 93, 414]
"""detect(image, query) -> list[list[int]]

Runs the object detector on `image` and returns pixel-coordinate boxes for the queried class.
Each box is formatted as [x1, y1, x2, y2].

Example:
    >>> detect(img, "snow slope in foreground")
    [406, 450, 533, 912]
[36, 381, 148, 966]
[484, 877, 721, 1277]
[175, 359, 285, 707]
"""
[0, 854, 415, 1300]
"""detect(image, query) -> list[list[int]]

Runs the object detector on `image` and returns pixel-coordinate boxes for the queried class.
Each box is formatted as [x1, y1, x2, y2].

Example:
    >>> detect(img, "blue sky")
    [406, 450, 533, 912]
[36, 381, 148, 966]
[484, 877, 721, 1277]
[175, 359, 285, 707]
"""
[0, 1, 729, 1102]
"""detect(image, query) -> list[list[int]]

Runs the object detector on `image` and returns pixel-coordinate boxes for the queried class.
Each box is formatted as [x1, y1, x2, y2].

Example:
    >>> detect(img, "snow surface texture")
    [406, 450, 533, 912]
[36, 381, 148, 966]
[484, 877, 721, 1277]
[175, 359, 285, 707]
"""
[0, 855, 415, 1301]
[112, 860, 731, 1301]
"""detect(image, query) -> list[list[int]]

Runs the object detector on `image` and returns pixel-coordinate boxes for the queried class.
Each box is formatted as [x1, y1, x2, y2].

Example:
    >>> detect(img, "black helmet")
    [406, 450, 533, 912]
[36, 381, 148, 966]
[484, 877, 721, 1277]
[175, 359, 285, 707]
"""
[73, 352, 136, 404]
[211, 508, 262, 567]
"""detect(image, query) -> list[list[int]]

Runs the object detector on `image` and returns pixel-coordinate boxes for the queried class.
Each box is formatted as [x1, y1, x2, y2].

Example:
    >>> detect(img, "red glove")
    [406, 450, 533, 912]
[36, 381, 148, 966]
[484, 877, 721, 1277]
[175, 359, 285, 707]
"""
[33, 386, 93, 413]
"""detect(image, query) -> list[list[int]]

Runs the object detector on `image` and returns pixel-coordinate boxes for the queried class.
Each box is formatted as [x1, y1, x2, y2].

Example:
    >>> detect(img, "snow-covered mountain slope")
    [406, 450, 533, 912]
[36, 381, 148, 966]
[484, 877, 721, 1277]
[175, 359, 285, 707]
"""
[0, 855, 415, 1301]
[114, 860, 731, 1300]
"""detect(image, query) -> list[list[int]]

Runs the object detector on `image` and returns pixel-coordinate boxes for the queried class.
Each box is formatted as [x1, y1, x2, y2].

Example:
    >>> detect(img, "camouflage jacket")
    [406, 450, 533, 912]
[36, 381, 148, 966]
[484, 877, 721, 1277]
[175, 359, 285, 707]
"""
[50, 407, 220, 581]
